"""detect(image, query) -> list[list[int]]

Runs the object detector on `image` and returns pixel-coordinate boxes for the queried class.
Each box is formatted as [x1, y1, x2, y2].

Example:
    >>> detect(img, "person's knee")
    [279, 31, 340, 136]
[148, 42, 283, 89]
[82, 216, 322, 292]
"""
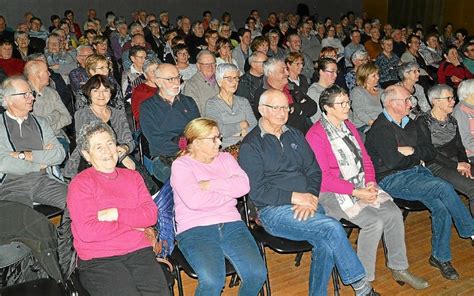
[198, 271, 225, 293]
[239, 262, 267, 287]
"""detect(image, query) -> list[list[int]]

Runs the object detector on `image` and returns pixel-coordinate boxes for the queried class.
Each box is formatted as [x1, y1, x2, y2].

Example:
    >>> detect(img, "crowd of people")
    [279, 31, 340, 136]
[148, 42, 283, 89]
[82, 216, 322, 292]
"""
[0, 5, 473, 296]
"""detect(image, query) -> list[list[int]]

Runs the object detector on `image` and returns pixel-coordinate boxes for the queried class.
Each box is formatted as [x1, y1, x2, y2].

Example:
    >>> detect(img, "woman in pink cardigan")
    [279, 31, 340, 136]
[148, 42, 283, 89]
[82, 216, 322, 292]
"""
[305, 85, 428, 290]
[170, 118, 266, 296]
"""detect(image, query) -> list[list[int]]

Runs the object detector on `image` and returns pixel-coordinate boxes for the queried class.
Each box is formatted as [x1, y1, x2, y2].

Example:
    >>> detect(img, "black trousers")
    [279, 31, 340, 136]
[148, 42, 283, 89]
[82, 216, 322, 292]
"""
[78, 247, 170, 296]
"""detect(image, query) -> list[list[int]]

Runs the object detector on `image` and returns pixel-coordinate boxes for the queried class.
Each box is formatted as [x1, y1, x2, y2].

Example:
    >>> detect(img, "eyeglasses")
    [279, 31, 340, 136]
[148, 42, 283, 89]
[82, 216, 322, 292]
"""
[332, 100, 351, 108]
[392, 95, 414, 104]
[10, 90, 36, 99]
[323, 69, 337, 74]
[261, 104, 290, 112]
[157, 75, 182, 83]
[222, 76, 240, 83]
[198, 62, 216, 67]
[436, 96, 455, 102]
[199, 134, 223, 143]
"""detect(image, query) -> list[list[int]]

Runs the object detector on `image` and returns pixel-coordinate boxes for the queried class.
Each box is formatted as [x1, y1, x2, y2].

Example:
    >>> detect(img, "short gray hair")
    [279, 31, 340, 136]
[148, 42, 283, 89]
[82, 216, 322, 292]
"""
[26, 52, 46, 62]
[248, 50, 264, 65]
[263, 57, 284, 77]
[215, 63, 239, 83]
[457, 79, 474, 102]
[76, 45, 93, 54]
[380, 85, 399, 107]
[196, 49, 215, 63]
[0, 76, 28, 108]
[398, 61, 419, 80]
[143, 58, 160, 77]
[351, 49, 368, 62]
[76, 120, 116, 152]
[14, 30, 28, 41]
[427, 84, 453, 104]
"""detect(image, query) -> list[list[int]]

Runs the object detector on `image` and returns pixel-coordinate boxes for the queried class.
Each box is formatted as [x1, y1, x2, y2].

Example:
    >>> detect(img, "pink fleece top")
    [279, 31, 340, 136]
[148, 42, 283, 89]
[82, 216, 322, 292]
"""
[305, 120, 376, 194]
[67, 167, 157, 260]
[170, 152, 250, 235]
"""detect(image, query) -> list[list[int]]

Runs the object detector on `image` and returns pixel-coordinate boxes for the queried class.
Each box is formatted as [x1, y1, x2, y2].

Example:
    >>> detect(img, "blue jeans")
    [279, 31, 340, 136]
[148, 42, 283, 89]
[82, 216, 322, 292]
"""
[176, 221, 266, 296]
[379, 166, 474, 262]
[258, 205, 366, 296]
[152, 157, 171, 183]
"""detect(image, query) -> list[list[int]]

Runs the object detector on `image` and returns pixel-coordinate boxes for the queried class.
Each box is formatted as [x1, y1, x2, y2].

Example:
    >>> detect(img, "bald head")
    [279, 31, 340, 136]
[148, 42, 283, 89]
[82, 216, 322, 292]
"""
[381, 85, 412, 121]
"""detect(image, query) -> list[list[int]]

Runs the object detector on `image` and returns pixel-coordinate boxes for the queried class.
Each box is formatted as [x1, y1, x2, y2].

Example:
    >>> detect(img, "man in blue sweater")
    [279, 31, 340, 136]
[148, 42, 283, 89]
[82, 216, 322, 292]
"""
[365, 85, 474, 280]
[140, 63, 200, 182]
[238, 89, 377, 296]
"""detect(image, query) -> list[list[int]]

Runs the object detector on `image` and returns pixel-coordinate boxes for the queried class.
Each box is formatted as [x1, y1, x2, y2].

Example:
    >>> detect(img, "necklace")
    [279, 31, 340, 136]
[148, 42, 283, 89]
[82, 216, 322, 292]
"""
[96, 169, 119, 180]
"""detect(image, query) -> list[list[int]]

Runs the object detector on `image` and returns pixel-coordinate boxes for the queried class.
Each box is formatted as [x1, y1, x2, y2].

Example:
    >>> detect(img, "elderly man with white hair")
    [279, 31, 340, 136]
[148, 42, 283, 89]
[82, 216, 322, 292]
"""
[238, 88, 378, 296]
[183, 49, 219, 113]
[0, 76, 66, 208]
[365, 85, 474, 281]
[417, 84, 474, 217]
[253, 57, 317, 133]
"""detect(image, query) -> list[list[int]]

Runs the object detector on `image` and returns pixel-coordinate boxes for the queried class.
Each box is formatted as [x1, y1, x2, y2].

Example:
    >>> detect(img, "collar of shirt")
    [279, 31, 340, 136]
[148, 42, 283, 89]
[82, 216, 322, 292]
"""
[258, 117, 289, 138]
[383, 108, 410, 128]
[201, 72, 216, 86]
[6, 110, 29, 125]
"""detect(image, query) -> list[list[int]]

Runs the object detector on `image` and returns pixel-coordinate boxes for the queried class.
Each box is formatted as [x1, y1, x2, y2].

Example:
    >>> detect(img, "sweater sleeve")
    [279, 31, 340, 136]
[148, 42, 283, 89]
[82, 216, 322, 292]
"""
[204, 98, 241, 138]
[67, 175, 131, 243]
[116, 171, 158, 228]
[208, 153, 250, 197]
[31, 117, 66, 166]
[453, 105, 474, 155]
[306, 124, 355, 194]
[170, 157, 238, 210]
[238, 139, 293, 206]
[351, 87, 374, 125]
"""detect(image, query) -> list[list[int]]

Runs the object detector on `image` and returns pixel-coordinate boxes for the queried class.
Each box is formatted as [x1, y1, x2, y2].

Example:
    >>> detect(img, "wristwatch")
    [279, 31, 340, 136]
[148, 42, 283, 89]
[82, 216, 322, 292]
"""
[18, 151, 26, 160]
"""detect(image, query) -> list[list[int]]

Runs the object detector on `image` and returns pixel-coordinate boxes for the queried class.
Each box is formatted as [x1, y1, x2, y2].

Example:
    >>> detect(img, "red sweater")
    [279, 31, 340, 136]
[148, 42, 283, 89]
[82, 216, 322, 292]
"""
[131, 82, 157, 125]
[0, 58, 25, 76]
[67, 167, 157, 260]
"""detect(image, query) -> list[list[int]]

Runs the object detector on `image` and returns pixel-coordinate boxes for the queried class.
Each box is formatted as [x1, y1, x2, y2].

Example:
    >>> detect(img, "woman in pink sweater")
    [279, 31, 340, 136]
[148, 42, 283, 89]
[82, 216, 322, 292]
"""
[305, 85, 428, 290]
[67, 121, 169, 296]
[170, 118, 266, 296]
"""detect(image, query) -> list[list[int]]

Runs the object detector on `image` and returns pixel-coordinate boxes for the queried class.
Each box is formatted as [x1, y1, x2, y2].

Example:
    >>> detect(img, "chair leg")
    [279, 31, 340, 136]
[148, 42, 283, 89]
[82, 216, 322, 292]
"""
[174, 267, 184, 296]
[294, 252, 304, 267]
[332, 268, 340, 296]
[260, 243, 271, 296]
[402, 210, 409, 221]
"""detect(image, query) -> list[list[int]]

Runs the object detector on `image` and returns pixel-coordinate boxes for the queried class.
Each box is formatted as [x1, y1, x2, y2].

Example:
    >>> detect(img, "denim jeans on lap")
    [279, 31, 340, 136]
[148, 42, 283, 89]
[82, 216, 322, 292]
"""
[258, 205, 366, 296]
[176, 221, 266, 296]
[379, 165, 474, 262]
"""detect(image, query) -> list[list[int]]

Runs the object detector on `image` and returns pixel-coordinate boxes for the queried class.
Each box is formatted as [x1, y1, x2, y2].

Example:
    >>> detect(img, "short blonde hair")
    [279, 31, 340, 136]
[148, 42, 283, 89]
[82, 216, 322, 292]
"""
[356, 62, 379, 87]
[178, 118, 218, 157]
[85, 54, 109, 76]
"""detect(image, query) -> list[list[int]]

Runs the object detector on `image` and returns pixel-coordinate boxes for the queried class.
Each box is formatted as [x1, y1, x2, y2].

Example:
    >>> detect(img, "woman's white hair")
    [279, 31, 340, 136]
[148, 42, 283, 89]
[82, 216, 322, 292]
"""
[215, 63, 239, 84]
[457, 79, 474, 102]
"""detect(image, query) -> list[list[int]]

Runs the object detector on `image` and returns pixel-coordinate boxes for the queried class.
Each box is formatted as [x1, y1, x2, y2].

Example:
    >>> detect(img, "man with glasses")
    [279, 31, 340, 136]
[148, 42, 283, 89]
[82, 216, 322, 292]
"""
[183, 49, 219, 113]
[140, 63, 200, 182]
[0, 76, 67, 210]
[365, 85, 474, 281]
[239, 89, 377, 296]
[253, 57, 317, 133]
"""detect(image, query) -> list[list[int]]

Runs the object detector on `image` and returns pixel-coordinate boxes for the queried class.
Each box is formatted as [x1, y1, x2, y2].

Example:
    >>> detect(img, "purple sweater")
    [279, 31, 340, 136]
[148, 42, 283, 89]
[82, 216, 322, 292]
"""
[306, 120, 377, 194]
[171, 152, 250, 234]
[67, 167, 157, 260]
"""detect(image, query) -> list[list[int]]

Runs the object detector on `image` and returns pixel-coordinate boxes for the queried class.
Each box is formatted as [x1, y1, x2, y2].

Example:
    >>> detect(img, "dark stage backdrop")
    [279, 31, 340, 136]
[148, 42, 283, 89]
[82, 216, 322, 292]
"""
[0, 0, 362, 30]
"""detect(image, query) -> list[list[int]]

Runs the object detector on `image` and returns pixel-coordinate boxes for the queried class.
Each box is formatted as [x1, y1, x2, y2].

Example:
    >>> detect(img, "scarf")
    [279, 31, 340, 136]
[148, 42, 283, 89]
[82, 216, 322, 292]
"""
[321, 115, 391, 218]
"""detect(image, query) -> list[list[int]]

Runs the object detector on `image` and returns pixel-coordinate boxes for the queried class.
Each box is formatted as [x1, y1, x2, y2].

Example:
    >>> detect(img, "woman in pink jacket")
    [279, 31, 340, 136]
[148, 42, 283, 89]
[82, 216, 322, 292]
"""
[305, 85, 428, 290]
[170, 118, 266, 296]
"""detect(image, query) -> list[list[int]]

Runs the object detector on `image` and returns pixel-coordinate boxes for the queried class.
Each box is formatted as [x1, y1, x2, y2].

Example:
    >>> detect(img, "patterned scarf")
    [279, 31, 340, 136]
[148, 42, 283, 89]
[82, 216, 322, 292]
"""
[321, 115, 391, 218]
